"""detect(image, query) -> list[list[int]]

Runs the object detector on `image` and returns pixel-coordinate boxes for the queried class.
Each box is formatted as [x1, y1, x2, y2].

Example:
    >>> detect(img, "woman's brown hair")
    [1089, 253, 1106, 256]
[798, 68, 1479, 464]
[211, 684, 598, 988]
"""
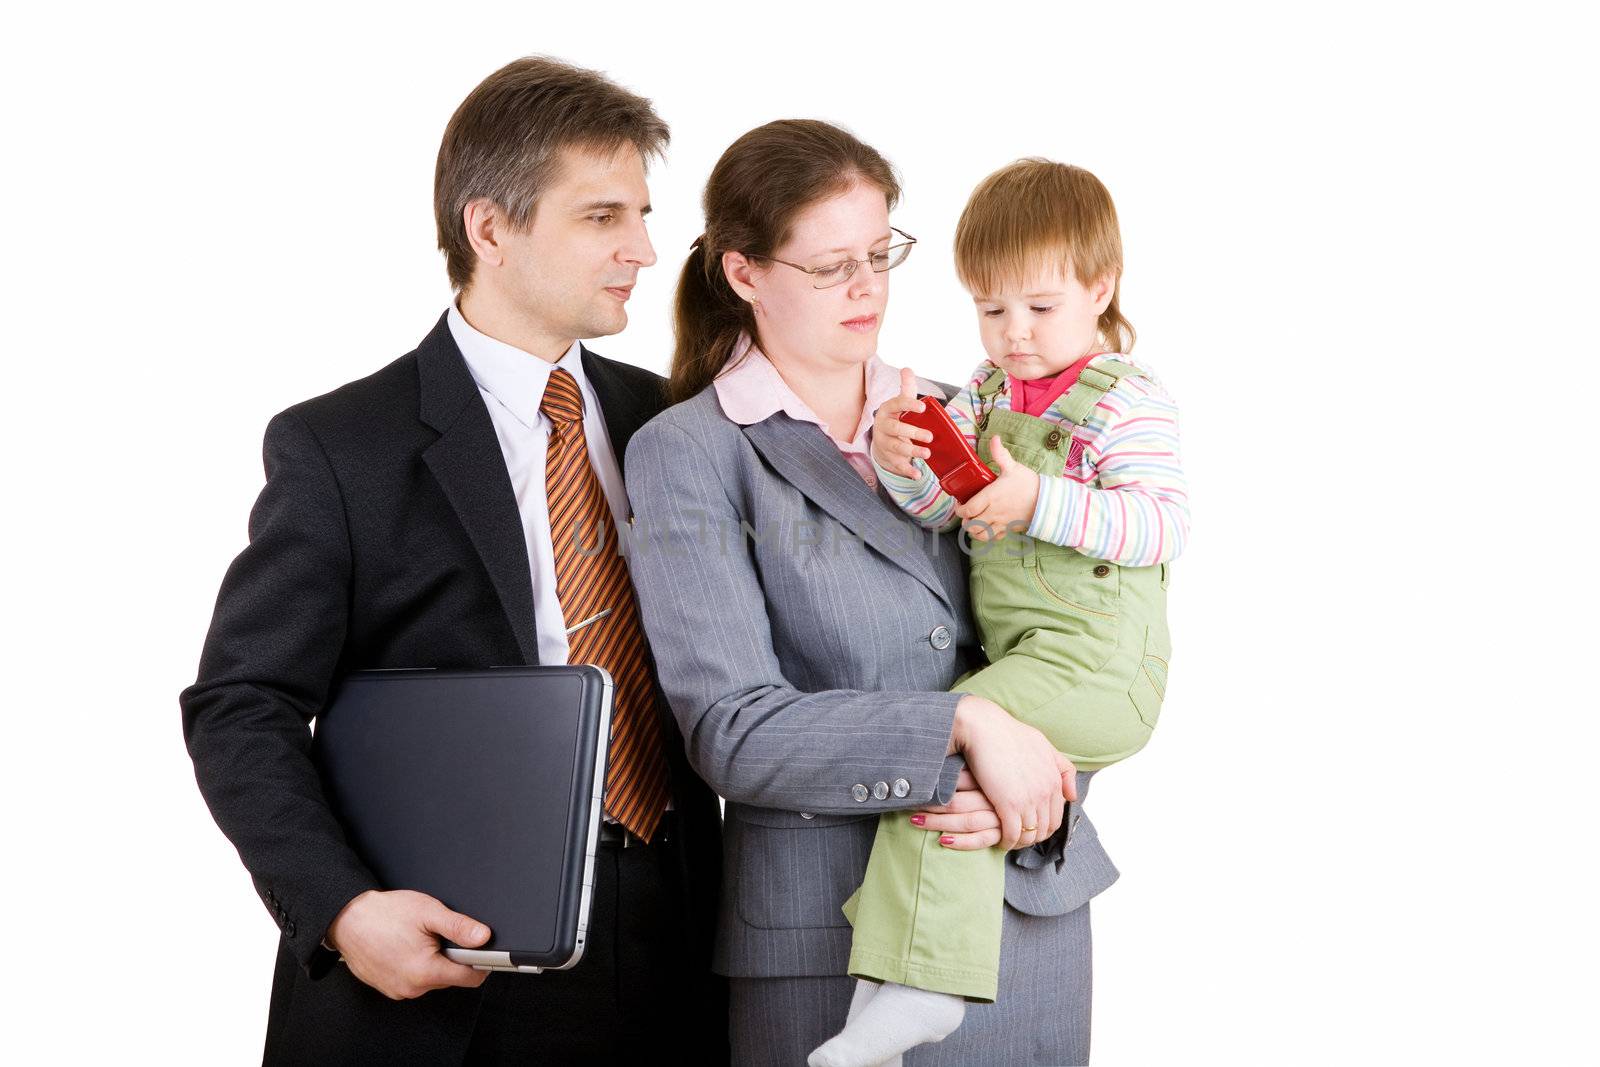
[954, 158, 1136, 354]
[668, 119, 901, 404]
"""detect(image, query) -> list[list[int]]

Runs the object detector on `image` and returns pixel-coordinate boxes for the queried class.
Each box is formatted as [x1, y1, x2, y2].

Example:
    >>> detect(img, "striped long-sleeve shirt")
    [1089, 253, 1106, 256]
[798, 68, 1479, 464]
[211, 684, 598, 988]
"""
[874, 355, 1190, 567]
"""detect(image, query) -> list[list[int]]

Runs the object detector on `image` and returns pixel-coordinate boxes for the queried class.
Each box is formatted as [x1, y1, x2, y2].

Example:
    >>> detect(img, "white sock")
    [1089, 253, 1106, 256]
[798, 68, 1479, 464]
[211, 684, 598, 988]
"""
[845, 978, 880, 1021]
[808, 982, 966, 1067]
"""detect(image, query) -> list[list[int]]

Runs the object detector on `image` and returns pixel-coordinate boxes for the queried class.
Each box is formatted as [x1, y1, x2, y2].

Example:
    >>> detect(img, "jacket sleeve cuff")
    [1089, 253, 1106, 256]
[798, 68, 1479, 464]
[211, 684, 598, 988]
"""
[934, 753, 967, 806]
[280, 868, 380, 978]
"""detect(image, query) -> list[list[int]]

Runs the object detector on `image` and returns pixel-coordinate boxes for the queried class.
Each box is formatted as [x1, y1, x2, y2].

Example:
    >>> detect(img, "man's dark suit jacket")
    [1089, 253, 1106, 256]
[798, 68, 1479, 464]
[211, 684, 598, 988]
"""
[180, 312, 725, 1063]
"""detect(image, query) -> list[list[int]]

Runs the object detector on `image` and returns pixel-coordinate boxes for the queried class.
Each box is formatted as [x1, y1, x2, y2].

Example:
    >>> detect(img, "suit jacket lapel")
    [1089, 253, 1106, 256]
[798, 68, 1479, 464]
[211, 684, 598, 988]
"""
[742, 414, 954, 611]
[414, 313, 540, 665]
[580, 344, 659, 492]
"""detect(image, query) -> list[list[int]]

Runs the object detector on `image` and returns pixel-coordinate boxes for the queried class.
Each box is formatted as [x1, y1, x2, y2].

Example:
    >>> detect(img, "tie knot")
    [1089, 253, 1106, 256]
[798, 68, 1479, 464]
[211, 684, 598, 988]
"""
[541, 367, 584, 426]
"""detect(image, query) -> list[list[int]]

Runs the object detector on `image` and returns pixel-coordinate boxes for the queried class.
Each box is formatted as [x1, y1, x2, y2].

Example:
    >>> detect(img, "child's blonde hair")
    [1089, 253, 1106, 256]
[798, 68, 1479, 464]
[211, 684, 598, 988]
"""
[954, 158, 1135, 354]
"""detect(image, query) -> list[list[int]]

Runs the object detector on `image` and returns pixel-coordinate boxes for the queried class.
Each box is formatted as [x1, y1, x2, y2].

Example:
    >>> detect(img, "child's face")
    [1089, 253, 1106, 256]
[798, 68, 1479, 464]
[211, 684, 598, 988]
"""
[971, 261, 1114, 380]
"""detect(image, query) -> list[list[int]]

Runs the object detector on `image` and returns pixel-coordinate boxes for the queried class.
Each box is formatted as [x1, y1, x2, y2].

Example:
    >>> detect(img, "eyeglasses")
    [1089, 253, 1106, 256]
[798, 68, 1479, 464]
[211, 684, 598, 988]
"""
[747, 227, 917, 289]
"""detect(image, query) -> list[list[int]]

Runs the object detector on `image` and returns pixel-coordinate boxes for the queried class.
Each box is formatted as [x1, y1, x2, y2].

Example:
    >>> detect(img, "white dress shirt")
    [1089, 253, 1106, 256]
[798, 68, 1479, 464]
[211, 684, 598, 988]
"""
[447, 304, 673, 822]
[446, 303, 632, 666]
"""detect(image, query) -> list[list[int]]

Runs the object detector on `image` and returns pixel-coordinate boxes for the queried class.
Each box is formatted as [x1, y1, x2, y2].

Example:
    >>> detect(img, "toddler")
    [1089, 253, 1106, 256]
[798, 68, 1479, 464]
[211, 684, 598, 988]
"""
[810, 159, 1190, 1067]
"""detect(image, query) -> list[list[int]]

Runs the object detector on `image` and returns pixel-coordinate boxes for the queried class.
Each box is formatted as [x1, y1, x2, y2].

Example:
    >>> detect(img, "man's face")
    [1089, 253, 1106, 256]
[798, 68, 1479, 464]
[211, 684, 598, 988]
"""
[494, 141, 657, 343]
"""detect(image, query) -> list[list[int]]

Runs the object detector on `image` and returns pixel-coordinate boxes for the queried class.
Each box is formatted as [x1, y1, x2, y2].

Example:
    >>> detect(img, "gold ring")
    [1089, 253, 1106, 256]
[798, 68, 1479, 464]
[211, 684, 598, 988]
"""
[1022, 826, 1037, 832]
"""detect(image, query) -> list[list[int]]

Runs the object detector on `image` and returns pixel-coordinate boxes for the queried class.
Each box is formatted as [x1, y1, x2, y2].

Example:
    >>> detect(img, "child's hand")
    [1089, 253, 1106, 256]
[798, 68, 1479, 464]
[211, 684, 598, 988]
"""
[871, 367, 934, 479]
[955, 436, 1039, 541]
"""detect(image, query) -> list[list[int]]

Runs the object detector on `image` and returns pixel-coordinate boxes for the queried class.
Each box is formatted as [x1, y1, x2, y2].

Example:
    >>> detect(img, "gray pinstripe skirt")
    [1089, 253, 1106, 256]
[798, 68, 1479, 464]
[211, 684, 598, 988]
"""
[728, 900, 1093, 1066]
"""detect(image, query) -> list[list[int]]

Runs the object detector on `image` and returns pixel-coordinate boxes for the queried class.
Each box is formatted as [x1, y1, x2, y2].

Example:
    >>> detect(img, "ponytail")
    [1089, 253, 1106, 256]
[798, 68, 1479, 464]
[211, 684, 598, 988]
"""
[668, 237, 755, 404]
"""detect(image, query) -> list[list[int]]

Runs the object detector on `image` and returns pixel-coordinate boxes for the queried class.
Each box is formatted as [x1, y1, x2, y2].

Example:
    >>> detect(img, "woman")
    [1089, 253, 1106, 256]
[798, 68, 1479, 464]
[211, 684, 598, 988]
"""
[623, 120, 1120, 1065]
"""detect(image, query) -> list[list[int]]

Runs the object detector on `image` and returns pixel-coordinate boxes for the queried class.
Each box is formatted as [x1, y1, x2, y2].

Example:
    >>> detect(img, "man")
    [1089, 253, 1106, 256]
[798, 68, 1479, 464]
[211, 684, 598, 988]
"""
[180, 56, 727, 1063]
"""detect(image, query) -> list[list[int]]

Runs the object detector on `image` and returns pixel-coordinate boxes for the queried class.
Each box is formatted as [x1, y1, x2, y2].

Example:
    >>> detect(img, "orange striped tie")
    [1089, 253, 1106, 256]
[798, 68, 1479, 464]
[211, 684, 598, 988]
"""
[541, 368, 670, 842]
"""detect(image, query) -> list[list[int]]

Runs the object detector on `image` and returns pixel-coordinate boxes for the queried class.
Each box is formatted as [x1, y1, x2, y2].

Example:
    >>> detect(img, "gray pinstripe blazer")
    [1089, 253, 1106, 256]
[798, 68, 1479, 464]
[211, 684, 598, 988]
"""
[623, 381, 1120, 979]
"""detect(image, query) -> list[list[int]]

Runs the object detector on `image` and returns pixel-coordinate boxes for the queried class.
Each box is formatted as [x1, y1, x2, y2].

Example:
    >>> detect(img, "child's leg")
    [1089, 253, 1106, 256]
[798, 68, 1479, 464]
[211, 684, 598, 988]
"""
[816, 549, 1162, 1064]
[842, 792, 1007, 1000]
[810, 657, 1058, 1067]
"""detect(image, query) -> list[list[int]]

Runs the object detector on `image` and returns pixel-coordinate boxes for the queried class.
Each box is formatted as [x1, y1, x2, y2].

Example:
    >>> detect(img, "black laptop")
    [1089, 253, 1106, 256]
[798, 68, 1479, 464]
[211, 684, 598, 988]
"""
[313, 665, 612, 973]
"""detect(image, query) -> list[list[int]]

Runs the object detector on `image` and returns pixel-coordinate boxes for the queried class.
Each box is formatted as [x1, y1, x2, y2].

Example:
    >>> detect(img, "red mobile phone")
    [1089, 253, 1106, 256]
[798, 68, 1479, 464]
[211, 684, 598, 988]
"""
[897, 395, 996, 503]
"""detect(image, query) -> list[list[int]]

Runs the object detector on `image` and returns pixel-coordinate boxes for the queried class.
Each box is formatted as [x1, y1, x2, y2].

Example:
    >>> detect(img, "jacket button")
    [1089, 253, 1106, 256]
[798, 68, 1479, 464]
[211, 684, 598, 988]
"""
[1045, 429, 1063, 449]
[285, 921, 297, 938]
[851, 784, 870, 802]
[873, 781, 890, 800]
[1093, 564, 1111, 578]
[800, 812, 815, 819]
[929, 625, 952, 650]
[892, 778, 910, 798]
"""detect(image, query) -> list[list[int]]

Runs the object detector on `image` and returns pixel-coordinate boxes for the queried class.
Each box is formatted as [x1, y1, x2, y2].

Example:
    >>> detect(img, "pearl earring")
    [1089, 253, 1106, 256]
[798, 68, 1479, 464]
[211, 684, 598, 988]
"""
[752, 298, 762, 314]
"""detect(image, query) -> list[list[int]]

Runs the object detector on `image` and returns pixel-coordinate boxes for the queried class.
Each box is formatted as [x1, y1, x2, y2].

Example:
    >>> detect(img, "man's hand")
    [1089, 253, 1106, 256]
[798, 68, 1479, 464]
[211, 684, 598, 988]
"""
[954, 435, 1039, 541]
[910, 759, 1078, 850]
[325, 889, 493, 1000]
[870, 367, 933, 478]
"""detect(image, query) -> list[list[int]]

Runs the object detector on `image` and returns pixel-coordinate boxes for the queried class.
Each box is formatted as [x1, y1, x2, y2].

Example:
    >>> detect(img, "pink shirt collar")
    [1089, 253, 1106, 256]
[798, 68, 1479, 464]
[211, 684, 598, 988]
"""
[713, 333, 940, 487]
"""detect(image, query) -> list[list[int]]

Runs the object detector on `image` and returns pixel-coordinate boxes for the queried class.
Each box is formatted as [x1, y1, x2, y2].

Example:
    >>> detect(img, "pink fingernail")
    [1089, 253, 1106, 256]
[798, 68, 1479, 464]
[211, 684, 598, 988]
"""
[939, 835, 955, 845]
[910, 814, 926, 826]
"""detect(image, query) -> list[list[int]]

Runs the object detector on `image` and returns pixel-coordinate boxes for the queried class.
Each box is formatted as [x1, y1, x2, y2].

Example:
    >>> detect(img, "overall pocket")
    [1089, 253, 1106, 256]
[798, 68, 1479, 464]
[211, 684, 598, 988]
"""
[1033, 548, 1121, 618]
[1031, 548, 1123, 675]
[1127, 625, 1170, 730]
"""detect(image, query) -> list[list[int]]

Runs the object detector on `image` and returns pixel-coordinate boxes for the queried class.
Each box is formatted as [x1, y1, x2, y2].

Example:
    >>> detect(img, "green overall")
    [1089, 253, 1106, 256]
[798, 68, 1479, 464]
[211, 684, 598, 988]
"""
[840, 359, 1172, 1001]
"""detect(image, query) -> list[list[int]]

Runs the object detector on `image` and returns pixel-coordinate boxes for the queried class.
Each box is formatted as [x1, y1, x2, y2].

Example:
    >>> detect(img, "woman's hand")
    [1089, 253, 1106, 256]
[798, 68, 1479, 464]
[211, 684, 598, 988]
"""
[912, 758, 1078, 850]
[949, 695, 1073, 850]
[871, 367, 933, 478]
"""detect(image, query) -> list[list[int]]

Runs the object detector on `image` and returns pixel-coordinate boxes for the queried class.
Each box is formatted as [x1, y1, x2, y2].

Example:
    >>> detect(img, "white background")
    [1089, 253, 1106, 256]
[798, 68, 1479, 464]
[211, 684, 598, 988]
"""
[4, 2, 1595, 1062]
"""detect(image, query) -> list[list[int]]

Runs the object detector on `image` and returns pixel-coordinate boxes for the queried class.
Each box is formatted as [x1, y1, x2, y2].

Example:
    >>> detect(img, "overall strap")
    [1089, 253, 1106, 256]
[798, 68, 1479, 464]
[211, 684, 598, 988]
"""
[1050, 358, 1143, 427]
[966, 367, 1004, 399]
[973, 364, 1008, 431]
[976, 363, 1008, 398]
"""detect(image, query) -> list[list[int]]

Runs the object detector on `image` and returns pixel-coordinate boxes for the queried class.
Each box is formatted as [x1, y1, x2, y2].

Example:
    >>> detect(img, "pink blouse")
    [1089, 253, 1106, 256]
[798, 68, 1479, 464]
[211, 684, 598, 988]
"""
[712, 333, 938, 490]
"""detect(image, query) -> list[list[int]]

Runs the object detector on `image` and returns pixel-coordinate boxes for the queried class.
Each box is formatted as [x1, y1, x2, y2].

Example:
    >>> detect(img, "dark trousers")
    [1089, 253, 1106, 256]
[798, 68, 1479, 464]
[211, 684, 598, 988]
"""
[463, 813, 727, 1064]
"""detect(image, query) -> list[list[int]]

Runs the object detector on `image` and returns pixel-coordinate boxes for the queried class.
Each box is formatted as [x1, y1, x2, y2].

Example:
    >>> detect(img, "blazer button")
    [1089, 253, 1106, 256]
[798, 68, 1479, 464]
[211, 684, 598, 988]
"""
[1045, 428, 1063, 449]
[929, 625, 952, 650]
[800, 812, 815, 819]
[851, 784, 870, 803]
[285, 921, 297, 939]
[892, 778, 910, 798]
[873, 781, 890, 800]
[1094, 564, 1111, 578]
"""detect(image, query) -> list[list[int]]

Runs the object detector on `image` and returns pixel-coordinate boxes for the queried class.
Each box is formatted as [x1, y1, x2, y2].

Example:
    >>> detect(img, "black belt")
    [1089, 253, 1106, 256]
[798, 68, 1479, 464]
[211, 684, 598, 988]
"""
[597, 810, 678, 849]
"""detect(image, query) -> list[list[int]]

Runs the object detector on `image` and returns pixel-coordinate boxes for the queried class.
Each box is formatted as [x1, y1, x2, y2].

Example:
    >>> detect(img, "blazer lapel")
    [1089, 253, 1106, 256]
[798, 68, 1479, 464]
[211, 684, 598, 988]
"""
[743, 414, 954, 611]
[580, 344, 660, 487]
[414, 313, 540, 665]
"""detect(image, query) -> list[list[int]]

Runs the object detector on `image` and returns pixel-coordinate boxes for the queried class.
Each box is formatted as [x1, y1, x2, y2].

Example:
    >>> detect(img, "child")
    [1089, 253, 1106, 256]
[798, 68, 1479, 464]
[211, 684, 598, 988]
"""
[809, 159, 1190, 1067]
